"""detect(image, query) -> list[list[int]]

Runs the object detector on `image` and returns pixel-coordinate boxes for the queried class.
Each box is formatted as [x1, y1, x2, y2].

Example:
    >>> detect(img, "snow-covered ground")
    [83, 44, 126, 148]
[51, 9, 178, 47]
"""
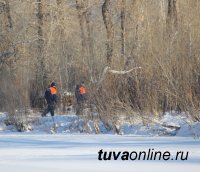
[0, 112, 200, 171]
[1, 111, 200, 137]
[0, 134, 199, 172]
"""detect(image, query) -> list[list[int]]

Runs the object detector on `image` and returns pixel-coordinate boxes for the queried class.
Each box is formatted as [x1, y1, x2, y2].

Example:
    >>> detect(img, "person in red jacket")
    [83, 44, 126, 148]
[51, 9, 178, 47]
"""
[42, 82, 57, 117]
[49, 82, 57, 103]
[75, 81, 87, 115]
[79, 82, 86, 102]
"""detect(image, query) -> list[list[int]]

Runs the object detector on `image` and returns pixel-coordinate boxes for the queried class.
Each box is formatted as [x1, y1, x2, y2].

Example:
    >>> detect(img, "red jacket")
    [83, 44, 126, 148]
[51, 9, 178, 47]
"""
[50, 86, 57, 95]
[79, 86, 86, 94]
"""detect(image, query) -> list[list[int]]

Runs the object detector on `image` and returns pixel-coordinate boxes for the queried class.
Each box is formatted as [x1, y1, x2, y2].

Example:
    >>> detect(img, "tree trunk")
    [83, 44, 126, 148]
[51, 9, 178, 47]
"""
[167, 0, 177, 35]
[85, 10, 95, 81]
[4, 0, 12, 30]
[85, 11, 94, 62]
[36, 0, 45, 91]
[76, 0, 96, 81]
[56, 0, 65, 90]
[121, 0, 126, 62]
[0, 1, 15, 65]
[76, 0, 87, 58]
[102, 0, 114, 66]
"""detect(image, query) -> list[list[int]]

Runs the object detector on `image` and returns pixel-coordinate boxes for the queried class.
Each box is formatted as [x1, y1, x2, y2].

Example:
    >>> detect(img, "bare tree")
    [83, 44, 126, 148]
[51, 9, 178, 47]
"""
[3, 0, 12, 30]
[85, 10, 94, 64]
[76, 0, 87, 58]
[121, 0, 126, 62]
[35, 0, 46, 91]
[167, 0, 177, 35]
[0, 0, 14, 65]
[102, 0, 114, 66]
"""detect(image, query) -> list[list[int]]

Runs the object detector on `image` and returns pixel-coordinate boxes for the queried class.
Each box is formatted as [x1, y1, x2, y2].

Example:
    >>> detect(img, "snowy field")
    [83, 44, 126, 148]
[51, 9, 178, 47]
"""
[0, 134, 200, 172]
[0, 112, 200, 171]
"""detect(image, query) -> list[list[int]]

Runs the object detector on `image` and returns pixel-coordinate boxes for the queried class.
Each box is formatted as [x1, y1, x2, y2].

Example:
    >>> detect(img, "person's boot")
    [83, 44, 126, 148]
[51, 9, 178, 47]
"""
[41, 113, 46, 117]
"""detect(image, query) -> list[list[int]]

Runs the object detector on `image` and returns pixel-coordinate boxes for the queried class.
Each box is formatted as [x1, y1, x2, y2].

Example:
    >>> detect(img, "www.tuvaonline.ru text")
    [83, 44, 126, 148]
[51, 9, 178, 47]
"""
[98, 149, 189, 161]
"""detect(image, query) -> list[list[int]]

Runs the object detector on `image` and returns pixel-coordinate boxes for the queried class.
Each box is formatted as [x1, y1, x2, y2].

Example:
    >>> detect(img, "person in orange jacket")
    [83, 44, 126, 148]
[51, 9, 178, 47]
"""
[42, 82, 57, 117]
[75, 81, 87, 115]
[49, 82, 57, 103]
[79, 82, 86, 101]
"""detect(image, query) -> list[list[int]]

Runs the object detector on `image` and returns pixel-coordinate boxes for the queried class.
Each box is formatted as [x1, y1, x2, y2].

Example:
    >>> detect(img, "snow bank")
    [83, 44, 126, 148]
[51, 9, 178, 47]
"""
[0, 113, 7, 131]
[32, 115, 108, 134]
[120, 112, 200, 137]
[0, 112, 200, 137]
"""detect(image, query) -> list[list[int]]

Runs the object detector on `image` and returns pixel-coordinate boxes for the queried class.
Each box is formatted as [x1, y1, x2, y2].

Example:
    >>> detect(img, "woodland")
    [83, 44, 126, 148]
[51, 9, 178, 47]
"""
[0, 0, 200, 124]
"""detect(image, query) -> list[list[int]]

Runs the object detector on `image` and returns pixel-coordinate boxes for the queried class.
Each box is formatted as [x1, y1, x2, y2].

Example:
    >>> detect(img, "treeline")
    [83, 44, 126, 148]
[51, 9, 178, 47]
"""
[0, 0, 200, 122]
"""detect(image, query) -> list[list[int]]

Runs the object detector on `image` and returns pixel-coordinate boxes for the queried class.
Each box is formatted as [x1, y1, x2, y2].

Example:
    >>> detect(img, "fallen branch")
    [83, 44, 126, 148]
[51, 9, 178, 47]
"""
[97, 66, 141, 84]
[109, 67, 141, 74]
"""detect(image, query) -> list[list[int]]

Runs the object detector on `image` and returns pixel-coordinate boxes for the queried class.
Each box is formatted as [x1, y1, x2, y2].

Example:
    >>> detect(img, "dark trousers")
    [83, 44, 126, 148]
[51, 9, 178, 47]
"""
[42, 103, 55, 116]
[76, 99, 87, 116]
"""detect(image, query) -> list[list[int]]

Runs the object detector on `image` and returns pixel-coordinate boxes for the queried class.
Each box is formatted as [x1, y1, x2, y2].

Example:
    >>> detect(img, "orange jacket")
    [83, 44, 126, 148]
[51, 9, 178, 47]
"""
[79, 86, 86, 94]
[50, 86, 57, 95]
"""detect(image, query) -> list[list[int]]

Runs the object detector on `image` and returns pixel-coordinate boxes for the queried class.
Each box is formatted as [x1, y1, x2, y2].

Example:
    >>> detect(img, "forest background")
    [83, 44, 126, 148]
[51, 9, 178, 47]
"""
[1, 0, 200, 125]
